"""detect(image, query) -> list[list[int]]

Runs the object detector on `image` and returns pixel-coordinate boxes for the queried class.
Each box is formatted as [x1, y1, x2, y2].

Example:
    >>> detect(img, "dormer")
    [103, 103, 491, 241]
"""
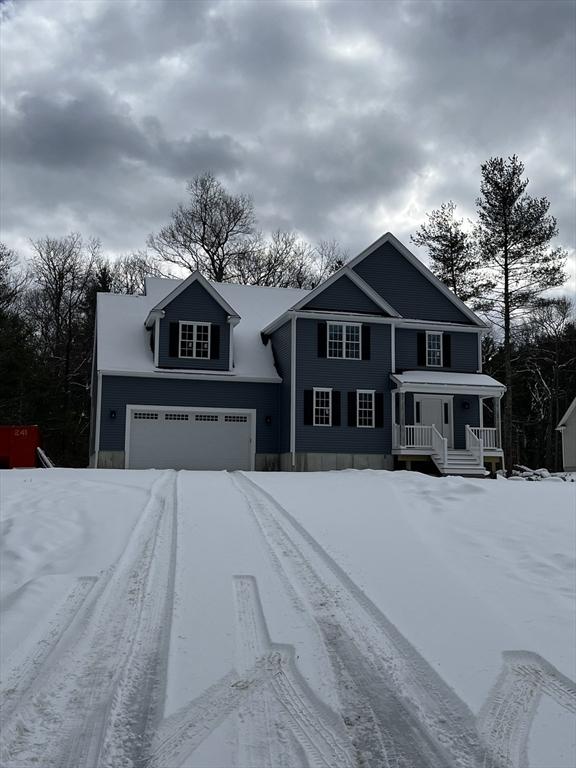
[144, 272, 240, 371]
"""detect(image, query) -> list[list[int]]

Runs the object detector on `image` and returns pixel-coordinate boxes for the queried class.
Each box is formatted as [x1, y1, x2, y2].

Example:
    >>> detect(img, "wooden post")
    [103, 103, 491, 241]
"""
[399, 391, 406, 446]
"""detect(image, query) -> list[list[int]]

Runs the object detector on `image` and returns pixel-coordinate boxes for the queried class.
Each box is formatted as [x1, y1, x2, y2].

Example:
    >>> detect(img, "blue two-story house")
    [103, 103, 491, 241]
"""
[90, 233, 505, 475]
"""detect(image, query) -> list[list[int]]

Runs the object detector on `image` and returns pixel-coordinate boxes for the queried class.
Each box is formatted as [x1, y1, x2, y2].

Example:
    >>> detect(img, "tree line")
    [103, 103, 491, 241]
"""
[1, 160, 573, 470]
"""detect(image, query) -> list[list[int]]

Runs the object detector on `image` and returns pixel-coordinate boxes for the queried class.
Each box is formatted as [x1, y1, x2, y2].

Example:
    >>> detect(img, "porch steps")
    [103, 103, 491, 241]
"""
[432, 448, 488, 477]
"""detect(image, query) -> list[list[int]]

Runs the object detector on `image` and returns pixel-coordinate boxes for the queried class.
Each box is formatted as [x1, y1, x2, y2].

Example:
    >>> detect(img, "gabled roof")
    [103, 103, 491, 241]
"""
[347, 232, 486, 328]
[97, 279, 308, 381]
[290, 266, 401, 317]
[144, 270, 240, 329]
[557, 396, 576, 429]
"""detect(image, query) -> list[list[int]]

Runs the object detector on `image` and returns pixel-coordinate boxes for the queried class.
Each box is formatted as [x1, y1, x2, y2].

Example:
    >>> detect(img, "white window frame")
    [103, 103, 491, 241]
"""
[356, 389, 375, 428]
[426, 330, 443, 367]
[179, 321, 211, 359]
[327, 322, 362, 360]
[313, 387, 332, 427]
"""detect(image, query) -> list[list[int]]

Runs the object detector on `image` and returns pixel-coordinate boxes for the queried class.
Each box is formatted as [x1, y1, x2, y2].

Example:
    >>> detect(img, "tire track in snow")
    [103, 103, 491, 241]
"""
[1, 576, 97, 724]
[233, 472, 485, 768]
[0, 470, 178, 768]
[478, 651, 576, 768]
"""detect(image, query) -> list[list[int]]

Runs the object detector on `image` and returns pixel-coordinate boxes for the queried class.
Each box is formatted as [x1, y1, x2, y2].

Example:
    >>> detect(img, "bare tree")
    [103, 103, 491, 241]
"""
[147, 173, 258, 281]
[0, 242, 28, 312]
[27, 234, 100, 401]
[112, 251, 168, 295]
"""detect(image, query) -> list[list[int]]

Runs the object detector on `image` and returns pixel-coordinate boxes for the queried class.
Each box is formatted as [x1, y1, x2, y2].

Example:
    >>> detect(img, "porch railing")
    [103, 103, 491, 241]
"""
[465, 425, 484, 466]
[431, 424, 448, 466]
[393, 424, 433, 448]
[469, 427, 500, 449]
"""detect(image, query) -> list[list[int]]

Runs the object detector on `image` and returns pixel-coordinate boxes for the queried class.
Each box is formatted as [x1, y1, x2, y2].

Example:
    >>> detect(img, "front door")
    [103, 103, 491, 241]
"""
[414, 396, 453, 447]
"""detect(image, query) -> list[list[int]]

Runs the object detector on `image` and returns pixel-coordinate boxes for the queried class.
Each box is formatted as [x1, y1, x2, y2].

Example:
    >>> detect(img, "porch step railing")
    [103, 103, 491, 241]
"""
[431, 424, 448, 467]
[465, 425, 484, 467]
[469, 427, 500, 449]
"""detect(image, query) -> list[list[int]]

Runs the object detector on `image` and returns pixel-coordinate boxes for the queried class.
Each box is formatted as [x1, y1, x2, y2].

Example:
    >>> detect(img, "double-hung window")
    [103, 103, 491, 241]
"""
[426, 331, 442, 367]
[327, 323, 361, 359]
[357, 390, 375, 428]
[313, 388, 332, 426]
[179, 322, 211, 359]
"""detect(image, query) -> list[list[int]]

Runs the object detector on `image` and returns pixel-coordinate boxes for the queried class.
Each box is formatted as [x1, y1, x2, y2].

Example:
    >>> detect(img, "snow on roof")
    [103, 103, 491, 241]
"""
[392, 370, 505, 390]
[97, 279, 309, 380]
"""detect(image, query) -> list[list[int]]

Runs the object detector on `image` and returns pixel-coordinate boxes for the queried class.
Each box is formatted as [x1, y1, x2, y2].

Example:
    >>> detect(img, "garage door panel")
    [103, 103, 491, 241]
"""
[127, 408, 253, 470]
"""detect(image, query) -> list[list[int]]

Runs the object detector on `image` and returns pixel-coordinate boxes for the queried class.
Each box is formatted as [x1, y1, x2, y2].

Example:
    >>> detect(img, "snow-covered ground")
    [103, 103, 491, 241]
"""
[1, 468, 574, 768]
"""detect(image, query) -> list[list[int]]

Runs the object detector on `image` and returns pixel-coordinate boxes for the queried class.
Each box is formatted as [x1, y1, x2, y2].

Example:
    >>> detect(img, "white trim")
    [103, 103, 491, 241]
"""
[557, 396, 576, 429]
[344, 232, 485, 327]
[289, 266, 401, 317]
[327, 321, 362, 359]
[396, 320, 485, 333]
[356, 389, 375, 428]
[262, 310, 483, 336]
[477, 333, 482, 373]
[229, 323, 234, 370]
[178, 320, 211, 359]
[313, 387, 333, 427]
[414, 394, 454, 448]
[124, 404, 256, 470]
[425, 330, 443, 368]
[94, 371, 102, 461]
[290, 316, 297, 466]
[391, 325, 396, 373]
[153, 317, 160, 367]
[145, 271, 240, 327]
[100, 369, 281, 383]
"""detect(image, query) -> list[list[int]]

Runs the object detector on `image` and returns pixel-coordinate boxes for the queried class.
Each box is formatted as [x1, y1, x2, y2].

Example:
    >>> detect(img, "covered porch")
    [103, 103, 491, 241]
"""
[390, 371, 506, 474]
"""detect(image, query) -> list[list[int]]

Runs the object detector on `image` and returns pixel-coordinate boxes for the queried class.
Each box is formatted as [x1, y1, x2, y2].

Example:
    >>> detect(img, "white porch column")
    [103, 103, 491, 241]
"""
[399, 391, 406, 446]
[494, 396, 502, 448]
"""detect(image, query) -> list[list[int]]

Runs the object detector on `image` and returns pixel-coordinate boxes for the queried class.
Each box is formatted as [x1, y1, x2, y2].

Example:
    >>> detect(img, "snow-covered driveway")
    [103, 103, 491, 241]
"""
[1, 469, 574, 767]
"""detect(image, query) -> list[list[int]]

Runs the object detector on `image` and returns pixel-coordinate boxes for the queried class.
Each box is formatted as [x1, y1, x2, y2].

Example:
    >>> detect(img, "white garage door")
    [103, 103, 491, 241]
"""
[126, 406, 254, 470]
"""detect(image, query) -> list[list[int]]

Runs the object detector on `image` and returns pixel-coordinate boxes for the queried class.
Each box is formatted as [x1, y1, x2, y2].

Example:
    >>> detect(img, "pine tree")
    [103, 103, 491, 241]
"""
[411, 201, 493, 310]
[475, 155, 567, 469]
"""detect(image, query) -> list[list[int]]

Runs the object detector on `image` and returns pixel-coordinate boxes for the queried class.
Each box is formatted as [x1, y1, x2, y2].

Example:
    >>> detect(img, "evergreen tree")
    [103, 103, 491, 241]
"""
[411, 201, 492, 309]
[475, 155, 567, 468]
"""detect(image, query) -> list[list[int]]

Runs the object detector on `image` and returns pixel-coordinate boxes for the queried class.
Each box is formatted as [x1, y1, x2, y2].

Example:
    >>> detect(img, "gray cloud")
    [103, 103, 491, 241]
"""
[1, 0, 574, 288]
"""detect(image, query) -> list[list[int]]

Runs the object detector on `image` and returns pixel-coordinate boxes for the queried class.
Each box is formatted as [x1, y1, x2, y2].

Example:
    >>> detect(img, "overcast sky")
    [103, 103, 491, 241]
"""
[1, 0, 575, 288]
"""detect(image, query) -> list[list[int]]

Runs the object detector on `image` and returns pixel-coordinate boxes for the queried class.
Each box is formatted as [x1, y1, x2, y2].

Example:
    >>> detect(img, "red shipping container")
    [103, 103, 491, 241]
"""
[0, 425, 40, 469]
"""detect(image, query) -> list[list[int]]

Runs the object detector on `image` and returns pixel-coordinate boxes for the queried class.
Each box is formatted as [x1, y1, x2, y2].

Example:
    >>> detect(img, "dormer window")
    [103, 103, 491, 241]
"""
[426, 331, 442, 367]
[179, 322, 211, 359]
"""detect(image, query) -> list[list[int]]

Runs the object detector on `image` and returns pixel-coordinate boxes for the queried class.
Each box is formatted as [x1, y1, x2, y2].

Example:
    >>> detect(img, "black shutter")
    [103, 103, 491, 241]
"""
[169, 323, 179, 357]
[304, 390, 313, 425]
[417, 332, 426, 366]
[149, 328, 155, 353]
[361, 325, 371, 360]
[332, 391, 341, 426]
[210, 325, 220, 359]
[442, 334, 451, 368]
[317, 322, 327, 358]
[348, 391, 357, 427]
[375, 392, 384, 428]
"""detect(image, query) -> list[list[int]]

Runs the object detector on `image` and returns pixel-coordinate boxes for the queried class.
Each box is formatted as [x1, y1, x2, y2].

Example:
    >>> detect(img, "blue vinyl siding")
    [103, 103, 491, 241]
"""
[453, 394, 480, 449]
[295, 318, 392, 454]
[353, 241, 472, 323]
[99, 375, 279, 453]
[157, 281, 230, 370]
[302, 274, 387, 315]
[270, 322, 292, 453]
[395, 328, 480, 372]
